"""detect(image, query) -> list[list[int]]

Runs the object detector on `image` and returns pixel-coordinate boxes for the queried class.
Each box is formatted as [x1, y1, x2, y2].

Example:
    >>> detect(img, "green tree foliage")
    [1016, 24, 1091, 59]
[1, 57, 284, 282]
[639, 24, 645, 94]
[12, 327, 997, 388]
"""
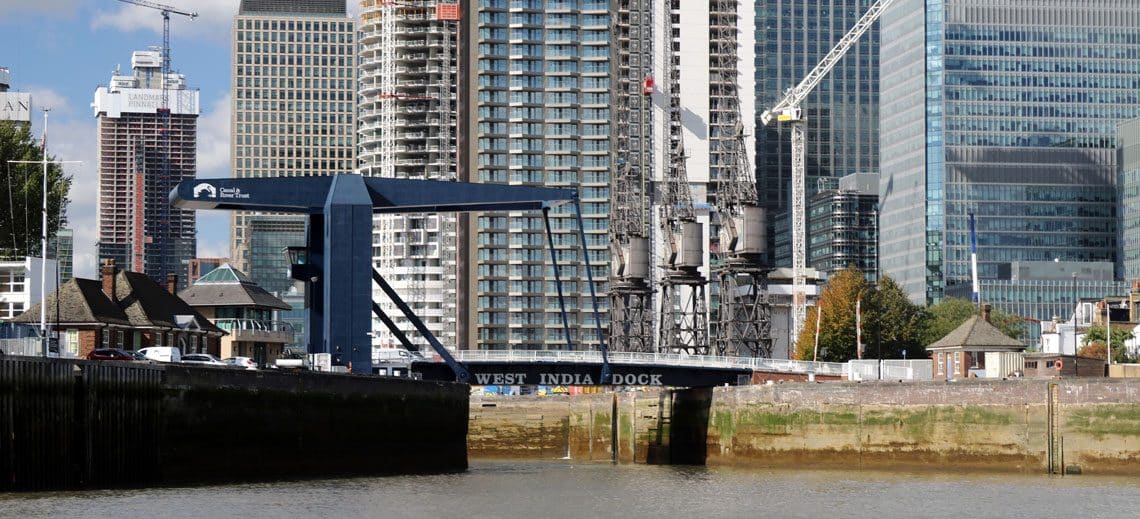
[1080, 324, 1136, 363]
[0, 121, 71, 258]
[922, 298, 1024, 346]
[794, 265, 870, 362]
[864, 276, 927, 359]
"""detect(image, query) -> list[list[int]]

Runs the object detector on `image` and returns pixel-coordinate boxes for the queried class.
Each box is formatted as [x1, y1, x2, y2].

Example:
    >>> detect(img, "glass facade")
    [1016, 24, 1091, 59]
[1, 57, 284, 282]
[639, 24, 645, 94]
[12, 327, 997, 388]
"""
[1120, 118, 1140, 281]
[247, 215, 306, 297]
[880, 0, 1140, 305]
[755, 0, 880, 263]
[464, 0, 611, 350]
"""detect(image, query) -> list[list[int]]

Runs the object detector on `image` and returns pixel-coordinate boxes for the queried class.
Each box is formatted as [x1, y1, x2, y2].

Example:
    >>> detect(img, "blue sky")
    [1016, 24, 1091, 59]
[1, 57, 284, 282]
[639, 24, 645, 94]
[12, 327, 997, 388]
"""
[1, 1, 360, 279]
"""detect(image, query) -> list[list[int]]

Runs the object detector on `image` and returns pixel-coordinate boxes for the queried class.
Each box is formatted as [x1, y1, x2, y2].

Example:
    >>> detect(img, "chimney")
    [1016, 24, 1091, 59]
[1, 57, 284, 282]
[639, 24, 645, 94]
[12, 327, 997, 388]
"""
[982, 304, 992, 323]
[101, 259, 117, 300]
[166, 272, 178, 294]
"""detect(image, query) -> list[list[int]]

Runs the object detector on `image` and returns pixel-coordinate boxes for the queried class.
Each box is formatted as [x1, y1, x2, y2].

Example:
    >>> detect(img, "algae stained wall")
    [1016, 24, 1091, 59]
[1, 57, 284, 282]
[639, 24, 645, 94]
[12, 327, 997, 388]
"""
[705, 379, 1140, 475]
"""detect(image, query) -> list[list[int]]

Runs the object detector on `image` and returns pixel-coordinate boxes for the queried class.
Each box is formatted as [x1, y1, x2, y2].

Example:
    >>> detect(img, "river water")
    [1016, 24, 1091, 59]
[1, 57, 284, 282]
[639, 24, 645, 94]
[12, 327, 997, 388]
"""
[2, 460, 1138, 518]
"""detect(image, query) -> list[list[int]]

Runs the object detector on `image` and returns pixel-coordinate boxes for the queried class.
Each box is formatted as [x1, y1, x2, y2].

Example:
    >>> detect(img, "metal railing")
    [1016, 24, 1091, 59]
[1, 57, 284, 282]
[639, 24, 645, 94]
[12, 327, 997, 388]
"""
[213, 319, 294, 341]
[451, 350, 849, 376]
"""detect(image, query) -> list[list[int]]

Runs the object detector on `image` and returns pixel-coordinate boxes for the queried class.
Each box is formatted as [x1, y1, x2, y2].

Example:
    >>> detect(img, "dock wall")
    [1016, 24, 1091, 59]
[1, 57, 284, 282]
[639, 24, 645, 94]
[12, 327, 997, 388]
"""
[469, 380, 1140, 475]
[0, 358, 468, 491]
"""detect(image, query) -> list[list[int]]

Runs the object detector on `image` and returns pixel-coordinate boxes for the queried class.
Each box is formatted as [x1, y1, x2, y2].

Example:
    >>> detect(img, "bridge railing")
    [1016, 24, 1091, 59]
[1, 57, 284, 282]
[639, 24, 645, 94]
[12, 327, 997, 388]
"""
[451, 350, 848, 376]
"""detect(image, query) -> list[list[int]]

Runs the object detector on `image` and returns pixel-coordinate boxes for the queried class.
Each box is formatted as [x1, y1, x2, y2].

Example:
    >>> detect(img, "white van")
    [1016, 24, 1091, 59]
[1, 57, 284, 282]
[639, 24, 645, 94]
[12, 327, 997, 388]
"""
[138, 346, 182, 363]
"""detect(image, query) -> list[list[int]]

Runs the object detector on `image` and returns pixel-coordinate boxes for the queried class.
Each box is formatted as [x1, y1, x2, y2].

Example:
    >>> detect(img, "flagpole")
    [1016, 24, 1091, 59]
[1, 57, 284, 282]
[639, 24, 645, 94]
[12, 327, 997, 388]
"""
[39, 109, 49, 357]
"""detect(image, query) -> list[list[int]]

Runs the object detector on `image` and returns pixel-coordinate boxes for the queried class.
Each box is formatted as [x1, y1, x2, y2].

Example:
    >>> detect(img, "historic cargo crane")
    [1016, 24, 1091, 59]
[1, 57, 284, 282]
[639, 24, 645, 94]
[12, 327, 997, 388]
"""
[608, 0, 655, 353]
[656, 12, 708, 355]
[759, 0, 897, 348]
[709, 0, 771, 357]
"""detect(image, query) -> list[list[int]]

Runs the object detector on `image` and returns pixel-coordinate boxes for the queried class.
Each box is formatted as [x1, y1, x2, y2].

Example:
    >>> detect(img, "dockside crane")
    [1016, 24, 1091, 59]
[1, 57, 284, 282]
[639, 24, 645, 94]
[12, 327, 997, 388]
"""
[115, 0, 197, 283]
[759, 0, 898, 349]
[709, 0, 771, 358]
[656, 13, 709, 355]
[608, 0, 655, 353]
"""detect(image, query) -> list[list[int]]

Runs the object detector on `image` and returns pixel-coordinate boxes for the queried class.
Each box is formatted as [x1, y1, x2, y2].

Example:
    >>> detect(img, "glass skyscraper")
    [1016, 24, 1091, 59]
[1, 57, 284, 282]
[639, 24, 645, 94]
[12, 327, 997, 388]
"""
[1119, 117, 1140, 281]
[755, 0, 880, 263]
[880, 0, 1140, 305]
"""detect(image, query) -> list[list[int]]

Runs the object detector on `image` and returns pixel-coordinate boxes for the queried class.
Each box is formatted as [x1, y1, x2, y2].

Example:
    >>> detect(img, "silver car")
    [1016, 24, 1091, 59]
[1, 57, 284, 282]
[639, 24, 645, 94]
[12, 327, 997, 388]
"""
[182, 353, 227, 367]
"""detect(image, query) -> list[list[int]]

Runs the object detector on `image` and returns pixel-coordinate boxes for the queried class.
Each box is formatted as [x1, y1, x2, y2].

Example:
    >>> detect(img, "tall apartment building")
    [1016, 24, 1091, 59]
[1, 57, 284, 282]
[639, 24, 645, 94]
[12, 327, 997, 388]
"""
[459, 0, 613, 350]
[458, 2, 753, 351]
[755, 0, 880, 263]
[93, 50, 199, 289]
[880, 0, 1140, 306]
[230, 0, 356, 290]
[358, 0, 459, 350]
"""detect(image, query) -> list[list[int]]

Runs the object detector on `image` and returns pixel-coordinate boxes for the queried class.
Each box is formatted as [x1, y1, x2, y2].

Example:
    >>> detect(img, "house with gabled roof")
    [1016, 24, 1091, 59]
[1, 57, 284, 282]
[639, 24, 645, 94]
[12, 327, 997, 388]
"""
[11, 259, 223, 358]
[178, 263, 293, 367]
[928, 304, 1026, 380]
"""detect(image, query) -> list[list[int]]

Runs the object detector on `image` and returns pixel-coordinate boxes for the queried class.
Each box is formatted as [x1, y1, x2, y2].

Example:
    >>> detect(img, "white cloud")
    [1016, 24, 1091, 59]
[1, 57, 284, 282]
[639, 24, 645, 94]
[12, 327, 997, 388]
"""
[26, 87, 72, 117]
[90, 0, 239, 44]
[41, 116, 99, 280]
[196, 94, 231, 178]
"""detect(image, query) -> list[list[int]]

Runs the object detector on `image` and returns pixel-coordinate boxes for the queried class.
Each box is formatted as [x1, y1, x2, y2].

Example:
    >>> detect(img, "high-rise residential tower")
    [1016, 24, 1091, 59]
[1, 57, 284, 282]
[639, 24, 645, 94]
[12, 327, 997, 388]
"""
[880, 0, 1140, 306]
[93, 50, 199, 288]
[230, 0, 356, 290]
[458, 1, 754, 351]
[755, 0, 881, 263]
[358, 0, 459, 350]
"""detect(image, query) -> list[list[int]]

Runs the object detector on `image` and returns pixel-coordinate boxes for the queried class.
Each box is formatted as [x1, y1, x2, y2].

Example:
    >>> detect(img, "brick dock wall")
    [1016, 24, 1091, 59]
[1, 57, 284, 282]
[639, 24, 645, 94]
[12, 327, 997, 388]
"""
[469, 379, 1140, 475]
[704, 379, 1140, 475]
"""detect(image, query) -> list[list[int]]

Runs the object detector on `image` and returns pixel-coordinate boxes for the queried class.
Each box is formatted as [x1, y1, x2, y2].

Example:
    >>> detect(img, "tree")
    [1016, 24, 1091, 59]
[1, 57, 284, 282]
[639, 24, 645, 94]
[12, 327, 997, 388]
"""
[922, 298, 1024, 346]
[865, 276, 927, 359]
[0, 121, 72, 258]
[793, 265, 870, 362]
[1080, 324, 1136, 363]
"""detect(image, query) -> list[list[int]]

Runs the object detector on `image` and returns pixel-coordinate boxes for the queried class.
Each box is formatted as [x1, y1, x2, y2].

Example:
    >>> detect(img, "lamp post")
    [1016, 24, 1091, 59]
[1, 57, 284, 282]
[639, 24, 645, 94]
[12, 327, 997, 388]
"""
[1072, 272, 1078, 374]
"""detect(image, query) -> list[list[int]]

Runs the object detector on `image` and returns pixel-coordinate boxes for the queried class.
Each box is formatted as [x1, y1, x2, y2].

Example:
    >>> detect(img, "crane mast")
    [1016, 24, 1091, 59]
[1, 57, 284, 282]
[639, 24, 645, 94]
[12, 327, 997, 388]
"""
[608, 0, 655, 353]
[759, 0, 898, 349]
[656, 5, 708, 355]
[709, 0, 771, 357]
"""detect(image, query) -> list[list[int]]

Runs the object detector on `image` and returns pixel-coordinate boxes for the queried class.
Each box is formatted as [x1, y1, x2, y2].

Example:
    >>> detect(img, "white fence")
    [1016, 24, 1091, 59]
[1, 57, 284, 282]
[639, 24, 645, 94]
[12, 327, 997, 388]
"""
[847, 359, 933, 381]
[452, 350, 849, 376]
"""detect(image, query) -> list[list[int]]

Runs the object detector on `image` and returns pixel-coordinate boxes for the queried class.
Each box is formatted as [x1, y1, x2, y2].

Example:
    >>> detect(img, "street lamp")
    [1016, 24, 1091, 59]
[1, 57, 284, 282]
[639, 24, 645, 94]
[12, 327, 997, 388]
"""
[1072, 272, 1078, 374]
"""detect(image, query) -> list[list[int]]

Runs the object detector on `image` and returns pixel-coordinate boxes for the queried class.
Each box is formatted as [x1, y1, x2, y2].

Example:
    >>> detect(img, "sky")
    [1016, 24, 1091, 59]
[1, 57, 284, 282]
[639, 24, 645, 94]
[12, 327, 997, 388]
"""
[0, 0, 360, 280]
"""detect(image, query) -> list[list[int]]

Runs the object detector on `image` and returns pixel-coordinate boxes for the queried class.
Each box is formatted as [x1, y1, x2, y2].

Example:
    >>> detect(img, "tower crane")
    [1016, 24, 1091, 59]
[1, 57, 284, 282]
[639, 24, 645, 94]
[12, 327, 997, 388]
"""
[115, 0, 197, 284]
[656, 12, 708, 355]
[759, 0, 898, 349]
[709, 0, 771, 357]
[608, 0, 654, 353]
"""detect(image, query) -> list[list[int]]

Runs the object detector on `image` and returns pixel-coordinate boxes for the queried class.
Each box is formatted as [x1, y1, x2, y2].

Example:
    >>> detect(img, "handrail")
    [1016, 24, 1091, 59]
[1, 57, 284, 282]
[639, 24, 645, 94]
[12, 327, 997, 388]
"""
[212, 319, 294, 334]
[449, 350, 849, 376]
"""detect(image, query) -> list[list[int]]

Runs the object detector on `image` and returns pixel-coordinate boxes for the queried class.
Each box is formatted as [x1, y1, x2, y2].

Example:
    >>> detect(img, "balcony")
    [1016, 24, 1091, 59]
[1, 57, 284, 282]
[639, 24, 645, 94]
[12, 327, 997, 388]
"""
[214, 319, 294, 344]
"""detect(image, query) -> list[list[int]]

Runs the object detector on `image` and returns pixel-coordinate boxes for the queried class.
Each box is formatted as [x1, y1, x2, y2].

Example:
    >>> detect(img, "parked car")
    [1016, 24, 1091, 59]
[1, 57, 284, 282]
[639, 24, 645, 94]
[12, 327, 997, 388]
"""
[181, 353, 227, 367]
[224, 356, 257, 370]
[138, 346, 182, 363]
[87, 348, 135, 361]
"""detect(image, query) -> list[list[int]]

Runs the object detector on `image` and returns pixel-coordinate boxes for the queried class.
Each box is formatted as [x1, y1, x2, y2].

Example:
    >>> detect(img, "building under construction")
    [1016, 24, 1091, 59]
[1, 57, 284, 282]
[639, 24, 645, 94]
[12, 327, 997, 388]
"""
[359, 0, 459, 350]
[92, 50, 199, 290]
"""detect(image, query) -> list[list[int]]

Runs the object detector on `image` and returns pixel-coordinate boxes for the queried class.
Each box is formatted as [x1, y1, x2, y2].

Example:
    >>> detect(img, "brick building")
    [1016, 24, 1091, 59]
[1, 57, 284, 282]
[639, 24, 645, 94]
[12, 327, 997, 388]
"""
[11, 259, 223, 358]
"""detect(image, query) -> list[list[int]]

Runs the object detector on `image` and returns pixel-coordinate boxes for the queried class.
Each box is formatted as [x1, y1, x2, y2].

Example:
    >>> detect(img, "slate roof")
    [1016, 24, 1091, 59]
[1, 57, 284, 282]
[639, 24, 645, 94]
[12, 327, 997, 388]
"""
[927, 315, 1025, 352]
[12, 278, 130, 327]
[177, 263, 291, 310]
[12, 270, 224, 335]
